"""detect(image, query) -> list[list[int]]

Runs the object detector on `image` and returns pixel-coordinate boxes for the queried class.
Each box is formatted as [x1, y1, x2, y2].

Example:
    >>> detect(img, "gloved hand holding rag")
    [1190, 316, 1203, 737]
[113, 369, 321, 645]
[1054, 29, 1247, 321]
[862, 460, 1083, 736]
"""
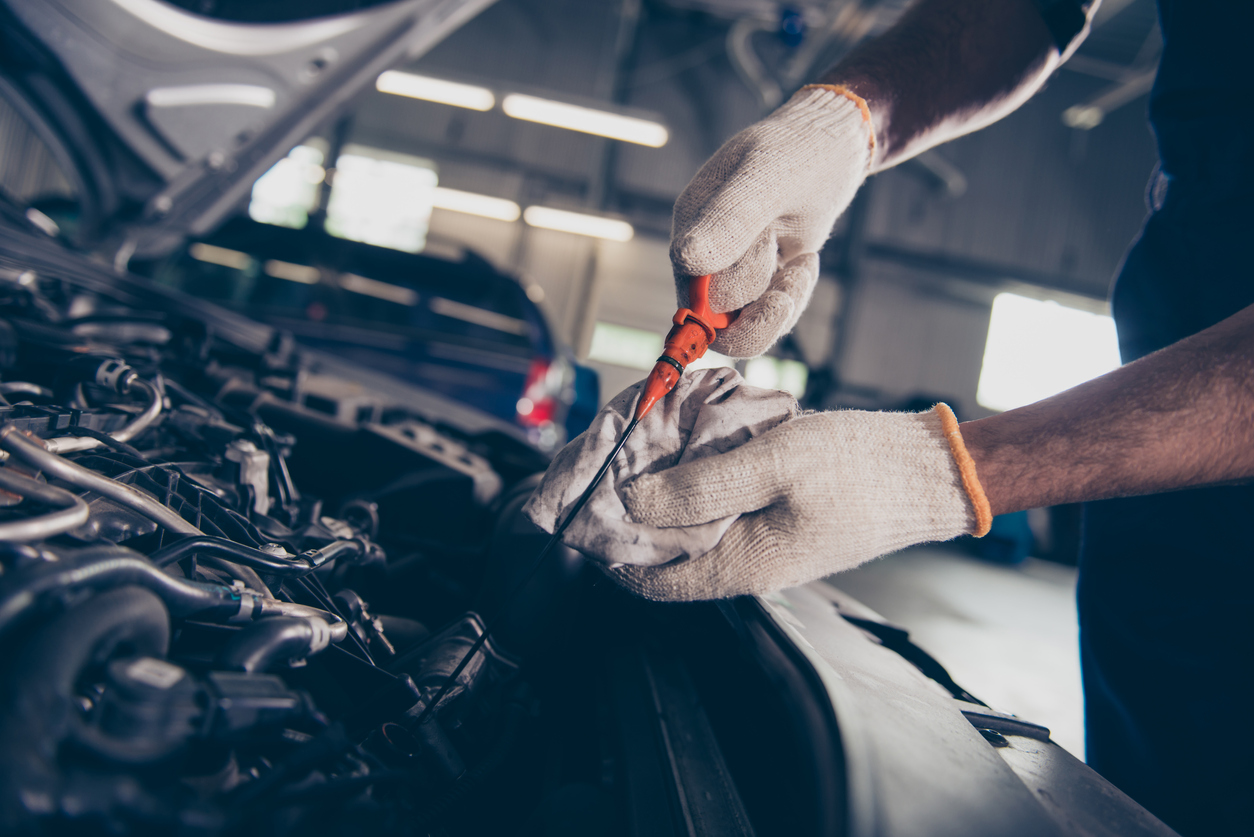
[525, 368, 992, 601]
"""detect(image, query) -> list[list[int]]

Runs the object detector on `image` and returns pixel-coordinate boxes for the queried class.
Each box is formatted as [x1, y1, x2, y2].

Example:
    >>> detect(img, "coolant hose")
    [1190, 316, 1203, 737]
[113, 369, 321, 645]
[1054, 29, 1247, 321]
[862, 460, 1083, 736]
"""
[217, 616, 341, 672]
[0, 466, 89, 541]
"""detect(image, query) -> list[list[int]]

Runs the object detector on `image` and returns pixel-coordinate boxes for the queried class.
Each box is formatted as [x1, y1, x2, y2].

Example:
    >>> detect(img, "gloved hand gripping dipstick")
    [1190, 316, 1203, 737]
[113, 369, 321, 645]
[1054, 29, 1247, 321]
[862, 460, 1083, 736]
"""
[411, 275, 734, 728]
[634, 273, 737, 421]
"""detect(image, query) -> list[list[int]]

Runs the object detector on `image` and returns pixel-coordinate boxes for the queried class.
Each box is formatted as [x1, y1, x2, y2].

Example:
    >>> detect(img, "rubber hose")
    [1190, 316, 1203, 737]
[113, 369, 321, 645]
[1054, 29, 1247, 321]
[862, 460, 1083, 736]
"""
[0, 546, 247, 636]
[150, 536, 311, 573]
[0, 466, 89, 541]
[216, 616, 332, 672]
[150, 536, 366, 577]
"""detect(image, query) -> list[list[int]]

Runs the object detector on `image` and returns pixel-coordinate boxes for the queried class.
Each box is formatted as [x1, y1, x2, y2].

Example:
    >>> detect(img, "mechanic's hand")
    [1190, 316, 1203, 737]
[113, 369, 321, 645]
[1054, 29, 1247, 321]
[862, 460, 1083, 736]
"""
[671, 85, 874, 359]
[608, 405, 992, 601]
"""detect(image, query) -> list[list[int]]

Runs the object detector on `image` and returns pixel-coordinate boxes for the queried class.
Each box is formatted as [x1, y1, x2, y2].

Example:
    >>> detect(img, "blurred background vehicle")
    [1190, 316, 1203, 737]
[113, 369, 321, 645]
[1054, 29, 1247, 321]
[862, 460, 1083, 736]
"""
[137, 214, 598, 451]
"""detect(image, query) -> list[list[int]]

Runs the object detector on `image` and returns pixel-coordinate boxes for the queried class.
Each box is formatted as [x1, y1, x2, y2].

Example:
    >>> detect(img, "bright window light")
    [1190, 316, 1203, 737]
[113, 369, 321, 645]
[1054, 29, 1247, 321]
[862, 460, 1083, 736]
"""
[523, 206, 633, 241]
[588, 322, 661, 370]
[587, 322, 733, 372]
[376, 71, 495, 111]
[431, 187, 520, 221]
[248, 144, 326, 229]
[189, 243, 252, 270]
[501, 94, 669, 147]
[977, 293, 1121, 412]
[325, 146, 437, 253]
[744, 356, 809, 398]
[339, 273, 419, 306]
[263, 259, 320, 284]
[688, 348, 734, 371]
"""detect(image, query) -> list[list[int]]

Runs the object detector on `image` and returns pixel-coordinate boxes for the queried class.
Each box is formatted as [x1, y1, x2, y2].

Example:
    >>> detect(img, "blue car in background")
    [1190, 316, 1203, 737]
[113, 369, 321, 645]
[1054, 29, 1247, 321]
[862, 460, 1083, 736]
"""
[146, 216, 598, 451]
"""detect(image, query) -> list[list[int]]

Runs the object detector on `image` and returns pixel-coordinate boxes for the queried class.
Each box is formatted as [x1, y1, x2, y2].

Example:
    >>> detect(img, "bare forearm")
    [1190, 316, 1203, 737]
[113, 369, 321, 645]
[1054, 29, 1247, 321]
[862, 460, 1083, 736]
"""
[820, 0, 1090, 169]
[961, 304, 1254, 516]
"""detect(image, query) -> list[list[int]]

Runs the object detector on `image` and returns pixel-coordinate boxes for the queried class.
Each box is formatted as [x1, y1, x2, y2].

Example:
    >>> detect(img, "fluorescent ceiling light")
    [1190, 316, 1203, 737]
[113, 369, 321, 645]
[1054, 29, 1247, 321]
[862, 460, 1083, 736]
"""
[431, 187, 521, 221]
[501, 94, 668, 147]
[339, 273, 419, 306]
[523, 206, 633, 241]
[189, 243, 251, 270]
[263, 259, 320, 284]
[376, 71, 495, 111]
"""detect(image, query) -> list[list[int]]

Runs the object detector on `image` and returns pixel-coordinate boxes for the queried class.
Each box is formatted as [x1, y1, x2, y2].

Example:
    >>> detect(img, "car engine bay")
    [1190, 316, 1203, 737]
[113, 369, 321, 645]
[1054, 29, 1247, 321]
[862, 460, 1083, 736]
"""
[0, 197, 851, 837]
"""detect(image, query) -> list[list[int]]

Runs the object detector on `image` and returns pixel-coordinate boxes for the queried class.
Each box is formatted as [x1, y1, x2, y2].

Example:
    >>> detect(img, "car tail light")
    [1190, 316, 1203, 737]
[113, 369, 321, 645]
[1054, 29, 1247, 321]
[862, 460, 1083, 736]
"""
[517, 357, 558, 427]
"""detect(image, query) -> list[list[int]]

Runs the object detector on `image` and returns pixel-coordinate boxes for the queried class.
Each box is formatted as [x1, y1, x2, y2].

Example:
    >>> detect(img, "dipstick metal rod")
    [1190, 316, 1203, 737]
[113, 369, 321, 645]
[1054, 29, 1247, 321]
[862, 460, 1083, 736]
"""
[411, 416, 641, 729]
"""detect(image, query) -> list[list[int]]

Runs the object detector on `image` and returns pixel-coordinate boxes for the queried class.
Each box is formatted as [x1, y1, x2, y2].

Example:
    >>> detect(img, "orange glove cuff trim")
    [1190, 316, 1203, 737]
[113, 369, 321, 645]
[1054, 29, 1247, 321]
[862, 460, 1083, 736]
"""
[933, 403, 993, 537]
[800, 83, 876, 154]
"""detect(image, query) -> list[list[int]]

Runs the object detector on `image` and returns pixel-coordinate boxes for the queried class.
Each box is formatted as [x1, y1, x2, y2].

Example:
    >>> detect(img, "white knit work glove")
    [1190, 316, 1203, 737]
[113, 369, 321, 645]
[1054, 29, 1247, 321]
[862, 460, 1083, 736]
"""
[608, 405, 992, 602]
[671, 85, 875, 359]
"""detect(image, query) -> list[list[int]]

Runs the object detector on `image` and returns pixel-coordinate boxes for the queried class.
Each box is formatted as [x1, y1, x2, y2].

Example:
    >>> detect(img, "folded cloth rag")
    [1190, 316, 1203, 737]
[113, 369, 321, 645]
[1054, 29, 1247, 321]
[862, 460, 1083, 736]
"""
[523, 367, 799, 567]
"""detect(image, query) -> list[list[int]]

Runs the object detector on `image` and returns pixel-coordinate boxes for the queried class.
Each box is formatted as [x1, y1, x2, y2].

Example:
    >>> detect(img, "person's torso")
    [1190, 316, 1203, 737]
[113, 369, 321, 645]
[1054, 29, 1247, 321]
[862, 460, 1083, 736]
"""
[1111, 0, 1254, 360]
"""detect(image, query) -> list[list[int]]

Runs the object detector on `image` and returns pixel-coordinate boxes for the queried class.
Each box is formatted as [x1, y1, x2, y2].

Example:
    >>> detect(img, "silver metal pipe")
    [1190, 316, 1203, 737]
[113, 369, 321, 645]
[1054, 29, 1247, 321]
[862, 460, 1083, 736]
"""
[0, 425, 200, 536]
[111, 379, 162, 443]
[0, 467, 90, 541]
[1, 427, 275, 595]
[45, 378, 163, 454]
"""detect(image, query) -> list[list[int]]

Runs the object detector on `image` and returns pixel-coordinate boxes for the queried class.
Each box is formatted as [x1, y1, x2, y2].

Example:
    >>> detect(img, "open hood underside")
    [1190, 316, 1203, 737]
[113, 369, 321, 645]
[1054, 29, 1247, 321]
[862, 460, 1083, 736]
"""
[0, 0, 494, 259]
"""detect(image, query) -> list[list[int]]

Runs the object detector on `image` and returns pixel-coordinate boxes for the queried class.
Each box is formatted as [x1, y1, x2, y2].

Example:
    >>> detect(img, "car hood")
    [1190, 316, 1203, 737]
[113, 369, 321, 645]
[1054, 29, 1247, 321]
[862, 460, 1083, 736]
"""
[0, 0, 494, 261]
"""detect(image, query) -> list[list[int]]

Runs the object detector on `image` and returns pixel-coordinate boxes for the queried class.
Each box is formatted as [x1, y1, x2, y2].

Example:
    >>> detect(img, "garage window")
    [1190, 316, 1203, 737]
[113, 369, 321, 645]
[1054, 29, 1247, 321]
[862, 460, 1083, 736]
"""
[249, 142, 437, 253]
[976, 293, 1121, 412]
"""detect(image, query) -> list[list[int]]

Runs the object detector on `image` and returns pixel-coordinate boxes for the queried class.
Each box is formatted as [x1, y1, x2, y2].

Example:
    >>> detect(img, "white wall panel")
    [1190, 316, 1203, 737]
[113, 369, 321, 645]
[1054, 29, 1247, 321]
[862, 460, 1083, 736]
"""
[841, 269, 993, 420]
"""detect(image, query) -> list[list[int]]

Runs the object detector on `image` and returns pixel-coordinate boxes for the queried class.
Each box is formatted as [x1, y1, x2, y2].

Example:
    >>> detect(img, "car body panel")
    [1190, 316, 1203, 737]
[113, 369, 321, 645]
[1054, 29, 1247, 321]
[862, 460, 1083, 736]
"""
[764, 583, 1178, 837]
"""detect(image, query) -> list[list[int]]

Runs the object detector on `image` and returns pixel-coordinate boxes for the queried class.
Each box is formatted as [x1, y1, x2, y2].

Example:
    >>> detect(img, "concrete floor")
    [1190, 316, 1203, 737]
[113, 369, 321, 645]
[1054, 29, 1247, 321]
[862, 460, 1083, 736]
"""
[826, 545, 1085, 759]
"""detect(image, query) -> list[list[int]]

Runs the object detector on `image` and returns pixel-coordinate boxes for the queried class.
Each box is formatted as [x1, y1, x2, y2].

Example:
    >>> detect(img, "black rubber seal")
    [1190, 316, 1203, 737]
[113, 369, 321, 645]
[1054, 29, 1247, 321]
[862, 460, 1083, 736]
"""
[654, 355, 685, 375]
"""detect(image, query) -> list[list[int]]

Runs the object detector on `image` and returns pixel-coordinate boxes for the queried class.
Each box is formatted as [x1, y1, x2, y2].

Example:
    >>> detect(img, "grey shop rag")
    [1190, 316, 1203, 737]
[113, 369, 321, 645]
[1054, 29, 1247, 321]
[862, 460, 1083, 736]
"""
[523, 367, 799, 567]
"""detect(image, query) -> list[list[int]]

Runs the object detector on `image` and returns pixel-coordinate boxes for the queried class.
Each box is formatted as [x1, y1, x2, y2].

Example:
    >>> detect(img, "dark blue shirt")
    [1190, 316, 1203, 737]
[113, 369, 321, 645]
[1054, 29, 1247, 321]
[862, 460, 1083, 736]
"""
[1113, 0, 1254, 360]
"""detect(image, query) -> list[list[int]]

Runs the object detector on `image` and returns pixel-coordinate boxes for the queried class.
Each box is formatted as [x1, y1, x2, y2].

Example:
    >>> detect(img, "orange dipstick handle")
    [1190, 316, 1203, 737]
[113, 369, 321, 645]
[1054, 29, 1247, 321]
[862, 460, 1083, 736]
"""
[634, 275, 737, 421]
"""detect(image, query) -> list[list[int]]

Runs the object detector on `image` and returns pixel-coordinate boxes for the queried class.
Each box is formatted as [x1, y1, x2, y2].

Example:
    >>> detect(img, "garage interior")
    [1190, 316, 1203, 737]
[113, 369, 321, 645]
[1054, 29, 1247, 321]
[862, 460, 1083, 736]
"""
[0, 0, 1213, 835]
[257, 0, 1160, 761]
